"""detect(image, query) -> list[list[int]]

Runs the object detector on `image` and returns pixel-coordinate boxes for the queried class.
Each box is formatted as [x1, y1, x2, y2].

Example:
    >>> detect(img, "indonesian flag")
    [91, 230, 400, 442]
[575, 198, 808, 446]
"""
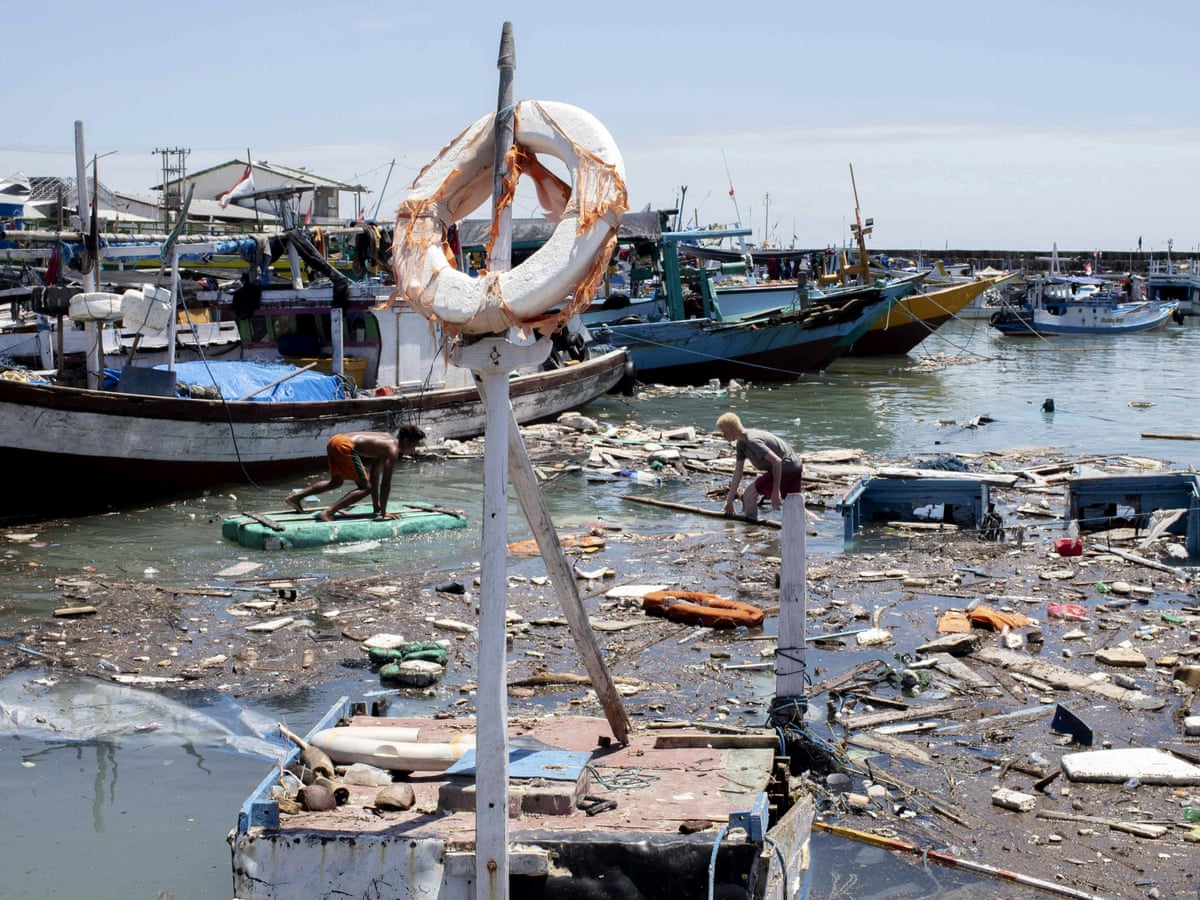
[303, 199, 313, 225]
[217, 165, 255, 208]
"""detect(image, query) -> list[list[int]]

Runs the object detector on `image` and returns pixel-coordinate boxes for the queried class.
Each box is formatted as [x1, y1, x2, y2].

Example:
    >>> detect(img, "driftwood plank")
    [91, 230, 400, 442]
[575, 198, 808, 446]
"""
[653, 734, 779, 750]
[241, 511, 286, 532]
[875, 466, 1019, 486]
[619, 494, 782, 529]
[974, 647, 1166, 710]
[1141, 432, 1200, 441]
[1036, 808, 1167, 839]
[839, 699, 968, 730]
[847, 731, 936, 766]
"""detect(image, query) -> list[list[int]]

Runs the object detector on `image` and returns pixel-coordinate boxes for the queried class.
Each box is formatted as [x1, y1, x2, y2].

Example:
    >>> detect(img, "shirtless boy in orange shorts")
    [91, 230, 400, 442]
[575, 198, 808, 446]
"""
[285, 425, 425, 521]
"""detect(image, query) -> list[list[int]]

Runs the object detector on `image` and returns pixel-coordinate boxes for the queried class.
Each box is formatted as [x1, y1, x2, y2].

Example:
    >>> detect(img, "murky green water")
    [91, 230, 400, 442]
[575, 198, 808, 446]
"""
[4, 318, 1199, 897]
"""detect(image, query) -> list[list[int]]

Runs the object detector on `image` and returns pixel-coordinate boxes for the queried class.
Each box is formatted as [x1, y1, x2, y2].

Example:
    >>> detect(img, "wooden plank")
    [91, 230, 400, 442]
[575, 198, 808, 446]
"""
[241, 510, 286, 532]
[653, 734, 779, 750]
[1091, 545, 1190, 582]
[974, 647, 1166, 710]
[1141, 432, 1200, 441]
[777, 493, 807, 703]
[1036, 808, 1167, 839]
[854, 734, 936, 768]
[875, 466, 1018, 486]
[482, 385, 631, 745]
[619, 494, 781, 529]
[245, 616, 295, 633]
[839, 699, 967, 730]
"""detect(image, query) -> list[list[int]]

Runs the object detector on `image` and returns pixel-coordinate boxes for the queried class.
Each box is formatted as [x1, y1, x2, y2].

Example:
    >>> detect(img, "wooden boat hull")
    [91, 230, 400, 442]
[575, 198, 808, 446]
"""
[593, 290, 890, 383]
[845, 278, 994, 356]
[0, 349, 630, 520]
[991, 304, 1176, 335]
[230, 703, 812, 900]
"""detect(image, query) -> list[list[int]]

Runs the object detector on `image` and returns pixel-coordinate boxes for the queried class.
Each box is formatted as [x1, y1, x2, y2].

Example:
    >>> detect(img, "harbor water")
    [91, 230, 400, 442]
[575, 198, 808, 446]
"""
[3, 316, 1200, 898]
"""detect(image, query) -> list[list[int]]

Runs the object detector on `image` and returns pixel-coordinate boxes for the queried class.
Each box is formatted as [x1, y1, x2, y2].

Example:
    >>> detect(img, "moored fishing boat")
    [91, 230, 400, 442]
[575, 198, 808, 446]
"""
[843, 274, 1003, 355]
[590, 288, 891, 382]
[1146, 243, 1200, 317]
[0, 339, 629, 521]
[989, 274, 1177, 336]
[584, 230, 916, 383]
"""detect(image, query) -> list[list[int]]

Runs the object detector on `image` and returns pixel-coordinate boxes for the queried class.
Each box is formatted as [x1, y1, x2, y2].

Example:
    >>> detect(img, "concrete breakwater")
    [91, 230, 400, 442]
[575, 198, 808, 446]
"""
[867, 247, 1169, 274]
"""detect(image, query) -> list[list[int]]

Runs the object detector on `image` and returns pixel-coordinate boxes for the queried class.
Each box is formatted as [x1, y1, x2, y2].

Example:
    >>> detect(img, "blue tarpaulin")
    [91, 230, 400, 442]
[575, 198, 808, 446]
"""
[147, 361, 350, 401]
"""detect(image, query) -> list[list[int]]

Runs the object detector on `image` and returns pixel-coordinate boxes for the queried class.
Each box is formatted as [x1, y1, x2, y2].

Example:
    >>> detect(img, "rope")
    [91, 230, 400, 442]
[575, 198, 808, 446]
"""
[706, 824, 730, 900]
[601, 328, 818, 379]
[585, 764, 659, 791]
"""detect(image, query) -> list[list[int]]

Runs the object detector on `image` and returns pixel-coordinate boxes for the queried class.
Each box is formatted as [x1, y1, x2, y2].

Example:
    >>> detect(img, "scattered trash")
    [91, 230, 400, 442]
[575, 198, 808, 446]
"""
[1050, 704, 1094, 746]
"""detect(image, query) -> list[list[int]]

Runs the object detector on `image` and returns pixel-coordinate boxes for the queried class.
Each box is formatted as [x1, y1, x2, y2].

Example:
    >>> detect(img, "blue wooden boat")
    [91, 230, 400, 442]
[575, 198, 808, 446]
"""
[590, 289, 891, 383]
[585, 225, 916, 383]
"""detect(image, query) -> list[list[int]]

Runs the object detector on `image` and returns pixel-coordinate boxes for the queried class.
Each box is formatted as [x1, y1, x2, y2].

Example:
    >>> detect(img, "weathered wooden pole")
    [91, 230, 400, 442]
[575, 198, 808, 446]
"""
[472, 21, 517, 900]
[775, 491, 808, 711]
[74, 121, 102, 390]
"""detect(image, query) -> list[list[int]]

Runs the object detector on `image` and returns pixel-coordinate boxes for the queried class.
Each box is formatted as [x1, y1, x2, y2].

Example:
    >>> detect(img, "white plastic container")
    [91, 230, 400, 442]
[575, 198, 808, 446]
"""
[68, 291, 124, 322]
[120, 284, 172, 333]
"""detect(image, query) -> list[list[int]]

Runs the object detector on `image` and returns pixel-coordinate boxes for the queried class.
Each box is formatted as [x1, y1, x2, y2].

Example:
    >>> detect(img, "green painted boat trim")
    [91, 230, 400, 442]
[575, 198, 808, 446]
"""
[221, 502, 469, 550]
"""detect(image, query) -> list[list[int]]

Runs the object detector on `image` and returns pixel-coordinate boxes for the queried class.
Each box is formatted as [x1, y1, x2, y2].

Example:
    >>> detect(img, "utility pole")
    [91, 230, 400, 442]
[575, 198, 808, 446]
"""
[153, 147, 190, 229]
[763, 192, 771, 247]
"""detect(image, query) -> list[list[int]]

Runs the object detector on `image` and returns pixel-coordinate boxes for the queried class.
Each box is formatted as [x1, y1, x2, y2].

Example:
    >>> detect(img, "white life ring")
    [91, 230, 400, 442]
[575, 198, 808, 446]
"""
[393, 100, 627, 335]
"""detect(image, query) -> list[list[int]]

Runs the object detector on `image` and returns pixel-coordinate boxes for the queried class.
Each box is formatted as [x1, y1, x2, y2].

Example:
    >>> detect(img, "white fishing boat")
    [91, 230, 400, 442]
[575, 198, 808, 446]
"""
[1146, 242, 1200, 317]
[989, 274, 1178, 336]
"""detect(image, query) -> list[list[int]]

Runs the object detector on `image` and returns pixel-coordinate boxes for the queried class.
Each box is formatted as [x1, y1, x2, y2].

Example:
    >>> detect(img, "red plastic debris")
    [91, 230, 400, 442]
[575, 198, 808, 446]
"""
[1054, 538, 1083, 557]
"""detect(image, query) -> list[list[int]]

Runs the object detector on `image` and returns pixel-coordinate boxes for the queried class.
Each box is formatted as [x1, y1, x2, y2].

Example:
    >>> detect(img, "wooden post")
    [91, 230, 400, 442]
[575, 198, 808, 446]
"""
[473, 22, 516, 900]
[167, 247, 181, 371]
[74, 120, 101, 390]
[476, 374, 631, 743]
[775, 491, 808, 711]
[454, 337, 547, 900]
[490, 23, 516, 275]
[331, 308, 345, 380]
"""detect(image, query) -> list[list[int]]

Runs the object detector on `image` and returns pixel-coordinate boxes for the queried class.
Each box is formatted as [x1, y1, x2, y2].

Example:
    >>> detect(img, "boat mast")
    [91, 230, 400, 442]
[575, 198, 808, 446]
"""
[74, 121, 102, 390]
[845, 163, 872, 285]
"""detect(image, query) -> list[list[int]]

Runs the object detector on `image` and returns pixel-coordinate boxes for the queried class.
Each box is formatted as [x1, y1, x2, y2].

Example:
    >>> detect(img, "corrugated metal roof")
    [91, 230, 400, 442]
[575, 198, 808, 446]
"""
[159, 159, 366, 192]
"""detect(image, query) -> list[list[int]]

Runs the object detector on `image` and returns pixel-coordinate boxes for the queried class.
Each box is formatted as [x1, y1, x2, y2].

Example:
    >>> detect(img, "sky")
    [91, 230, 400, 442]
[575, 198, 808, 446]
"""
[3, 0, 1198, 253]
